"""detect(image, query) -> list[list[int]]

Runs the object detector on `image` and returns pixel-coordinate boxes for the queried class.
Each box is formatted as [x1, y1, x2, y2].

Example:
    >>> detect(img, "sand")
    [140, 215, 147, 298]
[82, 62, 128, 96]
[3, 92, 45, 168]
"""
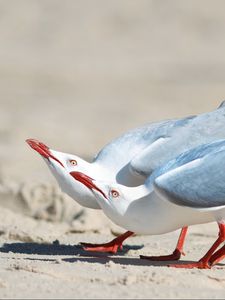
[1, 0, 225, 298]
[0, 203, 225, 299]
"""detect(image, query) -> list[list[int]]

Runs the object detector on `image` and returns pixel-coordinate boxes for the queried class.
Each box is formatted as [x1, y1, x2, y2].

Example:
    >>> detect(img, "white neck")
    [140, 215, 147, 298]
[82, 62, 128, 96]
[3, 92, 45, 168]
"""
[48, 160, 101, 209]
[92, 183, 150, 218]
[121, 183, 151, 203]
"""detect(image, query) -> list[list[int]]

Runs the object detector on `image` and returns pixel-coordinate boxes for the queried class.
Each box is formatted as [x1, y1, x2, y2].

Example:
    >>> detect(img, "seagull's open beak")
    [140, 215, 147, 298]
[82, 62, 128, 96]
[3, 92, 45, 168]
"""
[70, 171, 107, 199]
[26, 138, 64, 168]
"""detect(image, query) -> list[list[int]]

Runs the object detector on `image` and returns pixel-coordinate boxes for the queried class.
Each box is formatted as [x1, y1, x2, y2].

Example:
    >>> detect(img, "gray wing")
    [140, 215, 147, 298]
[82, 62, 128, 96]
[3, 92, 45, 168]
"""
[154, 148, 225, 208]
[130, 116, 196, 176]
[129, 137, 171, 176]
[132, 102, 225, 177]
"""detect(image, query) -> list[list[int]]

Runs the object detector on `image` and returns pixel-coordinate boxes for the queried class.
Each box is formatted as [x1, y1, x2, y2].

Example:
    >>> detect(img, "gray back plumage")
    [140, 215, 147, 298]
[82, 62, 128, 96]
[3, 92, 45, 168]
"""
[93, 101, 225, 186]
[139, 102, 225, 173]
[93, 116, 195, 174]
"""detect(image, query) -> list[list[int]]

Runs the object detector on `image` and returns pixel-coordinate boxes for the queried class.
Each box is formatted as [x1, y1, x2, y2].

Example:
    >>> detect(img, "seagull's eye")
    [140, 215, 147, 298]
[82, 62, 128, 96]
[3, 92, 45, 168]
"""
[111, 190, 120, 198]
[70, 159, 77, 166]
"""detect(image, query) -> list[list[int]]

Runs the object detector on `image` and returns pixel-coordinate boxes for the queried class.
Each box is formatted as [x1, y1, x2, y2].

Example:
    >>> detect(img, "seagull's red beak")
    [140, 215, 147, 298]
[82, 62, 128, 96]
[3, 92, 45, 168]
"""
[70, 171, 107, 199]
[26, 139, 64, 168]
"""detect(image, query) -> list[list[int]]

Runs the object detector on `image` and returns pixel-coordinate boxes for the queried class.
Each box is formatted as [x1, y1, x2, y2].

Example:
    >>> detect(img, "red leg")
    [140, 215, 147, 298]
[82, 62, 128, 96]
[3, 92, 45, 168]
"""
[209, 244, 225, 267]
[169, 223, 225, 269]
[140, 227, 188, 261]
[209, 223, 225, 267]
[80, 231, 134, 254]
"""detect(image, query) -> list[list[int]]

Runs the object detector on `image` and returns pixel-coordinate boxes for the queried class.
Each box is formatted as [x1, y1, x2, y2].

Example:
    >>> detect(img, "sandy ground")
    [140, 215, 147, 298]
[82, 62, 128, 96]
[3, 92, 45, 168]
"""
[1, 0, 225, 298]
[0, 205, 225, 299]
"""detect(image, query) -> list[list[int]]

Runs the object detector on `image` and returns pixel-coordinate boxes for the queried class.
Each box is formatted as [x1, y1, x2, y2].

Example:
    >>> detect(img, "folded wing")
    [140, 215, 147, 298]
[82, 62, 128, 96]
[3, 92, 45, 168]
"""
[154, 143, 225, 208]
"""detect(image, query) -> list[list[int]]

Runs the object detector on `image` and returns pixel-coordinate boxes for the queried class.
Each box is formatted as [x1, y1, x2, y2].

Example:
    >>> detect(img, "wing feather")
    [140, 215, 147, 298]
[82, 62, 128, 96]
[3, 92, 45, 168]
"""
[130, 116, 195, 176]
[154, 146, 225, 208]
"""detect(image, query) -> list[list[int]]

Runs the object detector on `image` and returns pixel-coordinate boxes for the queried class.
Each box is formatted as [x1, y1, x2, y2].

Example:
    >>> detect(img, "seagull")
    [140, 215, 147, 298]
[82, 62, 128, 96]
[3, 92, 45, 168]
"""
[26, 115, 193, 256]
[72, 139, 225, 269]
[26, 101, 225, 258]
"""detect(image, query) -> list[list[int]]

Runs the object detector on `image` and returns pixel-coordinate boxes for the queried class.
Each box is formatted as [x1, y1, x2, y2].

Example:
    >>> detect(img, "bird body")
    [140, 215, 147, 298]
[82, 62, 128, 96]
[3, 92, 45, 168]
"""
[26, 101, 225, 258]
[94, 185, 214, 236]
[73, 139, 225, 268]
[81, 140, 225, 236]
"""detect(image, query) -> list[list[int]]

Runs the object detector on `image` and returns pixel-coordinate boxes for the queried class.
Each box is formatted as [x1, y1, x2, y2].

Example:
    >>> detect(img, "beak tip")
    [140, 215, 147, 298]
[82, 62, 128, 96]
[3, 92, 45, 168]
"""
[26, 139, 64, 167]
[25, 138, 51, 158]
[26, 138, 49, 150]
[26, 138, 34, 147]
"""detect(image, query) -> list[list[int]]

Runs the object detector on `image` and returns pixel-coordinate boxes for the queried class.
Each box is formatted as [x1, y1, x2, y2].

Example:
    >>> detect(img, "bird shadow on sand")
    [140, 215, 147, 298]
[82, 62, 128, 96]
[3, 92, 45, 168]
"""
[0, 240, 180, 267]
[0, 240, 143, 258]
[1, 241, 224, 268]
[62, 256, 225, 268]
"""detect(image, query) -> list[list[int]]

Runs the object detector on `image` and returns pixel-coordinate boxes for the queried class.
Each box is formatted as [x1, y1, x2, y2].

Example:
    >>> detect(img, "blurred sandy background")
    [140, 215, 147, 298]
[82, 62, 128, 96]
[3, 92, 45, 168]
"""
[1, 0, 225, 299]
[1, 0, 225, 180]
